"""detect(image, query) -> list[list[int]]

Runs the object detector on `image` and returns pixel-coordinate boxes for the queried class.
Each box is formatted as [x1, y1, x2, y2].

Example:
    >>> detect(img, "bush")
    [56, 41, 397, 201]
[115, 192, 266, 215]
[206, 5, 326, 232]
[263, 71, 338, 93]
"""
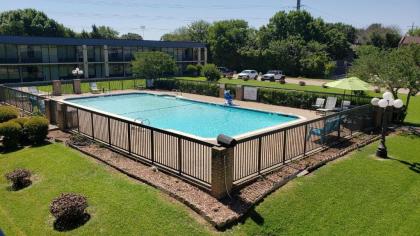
[24, 116, 49, 144]
[154, 79, 219, 97]
[50, 193, 88, 223]
[11, 117, 29, 126]
[0, 106, 19, 123]
[299, 81, 306, 86]
[5, 168, 31, 190]
[0, 121, 22, 149]
[69, 134, 92, 146]
[185, 64, 198, 76]
[201, 64, 221, 81]
[196, 64, 203, 75]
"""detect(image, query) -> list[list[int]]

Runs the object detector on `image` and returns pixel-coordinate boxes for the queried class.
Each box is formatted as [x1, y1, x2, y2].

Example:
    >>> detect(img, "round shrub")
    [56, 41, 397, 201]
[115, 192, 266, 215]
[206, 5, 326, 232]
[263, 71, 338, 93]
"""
[185, 64, 198, 76]
[0, 106, 19, 123]
[50, 193, 88, 223]
[24, 116, 49, 144]
[5, 168, 31, 190]
[11, 117, 29, 126]
[201, 64, 221, 81]
[69, 134, 92, 146]
[0, 121, 22, 149]
[196, 64, 203, 75]
[299, 81, 306, 86]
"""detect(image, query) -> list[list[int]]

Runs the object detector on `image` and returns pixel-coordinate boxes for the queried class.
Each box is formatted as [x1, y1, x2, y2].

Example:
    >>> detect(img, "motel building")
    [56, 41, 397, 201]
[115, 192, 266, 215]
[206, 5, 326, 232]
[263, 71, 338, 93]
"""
[0, 35, 207, 84]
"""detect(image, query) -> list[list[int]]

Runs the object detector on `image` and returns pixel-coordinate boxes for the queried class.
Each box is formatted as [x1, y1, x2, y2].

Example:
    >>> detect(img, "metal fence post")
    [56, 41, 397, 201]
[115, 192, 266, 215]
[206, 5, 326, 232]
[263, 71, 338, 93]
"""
[90, 112, 94, 139]
[76, 108, 80, 132]
[108, 117, 112, 145]
[283, 131, 287, 164]
[258, 137, 262, 174]
[303, 124, 308, 156]
[127, 123, 131, 154]
[150, 130, 155, 164]
[178, 138, 182, 174]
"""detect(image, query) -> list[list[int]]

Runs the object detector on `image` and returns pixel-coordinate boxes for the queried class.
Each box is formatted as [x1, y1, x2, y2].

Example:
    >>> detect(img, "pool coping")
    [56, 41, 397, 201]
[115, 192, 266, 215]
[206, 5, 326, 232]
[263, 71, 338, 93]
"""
[59, 91, 307, 142]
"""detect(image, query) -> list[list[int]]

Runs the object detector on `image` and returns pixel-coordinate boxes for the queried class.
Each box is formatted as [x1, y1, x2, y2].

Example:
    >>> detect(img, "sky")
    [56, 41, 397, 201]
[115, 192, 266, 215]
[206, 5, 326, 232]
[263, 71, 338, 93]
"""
[1, 0, 420, 40]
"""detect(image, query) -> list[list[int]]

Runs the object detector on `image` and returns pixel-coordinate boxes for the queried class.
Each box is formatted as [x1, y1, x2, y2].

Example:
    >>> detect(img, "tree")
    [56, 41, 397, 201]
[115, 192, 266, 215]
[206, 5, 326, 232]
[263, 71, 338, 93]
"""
[131, 52, 177, 80]
[187, 20, 210, 42]
[0, 9, 76, 37]
[201, 64, 221, 81]
[161, 27, 191, 41]
[356, 24, 401, 49]
[88, 25, 119, 39]
[300, 41, 331, 77]
[407, 27, 420, 37]
[207, 19, 252, 70]
[120, 33, 143, 40]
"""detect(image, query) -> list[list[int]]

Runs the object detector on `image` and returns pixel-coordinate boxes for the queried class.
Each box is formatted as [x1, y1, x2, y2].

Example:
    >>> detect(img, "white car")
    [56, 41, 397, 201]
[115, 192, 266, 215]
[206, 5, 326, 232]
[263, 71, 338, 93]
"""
[261, 70, 286, 81]
[238, 70, 258, 80]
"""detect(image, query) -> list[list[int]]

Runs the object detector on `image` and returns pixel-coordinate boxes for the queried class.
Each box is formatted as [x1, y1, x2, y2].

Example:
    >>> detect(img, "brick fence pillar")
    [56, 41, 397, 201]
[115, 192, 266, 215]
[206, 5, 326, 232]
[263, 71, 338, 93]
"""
[73, 79, 82, 94]
[52, 80, 62, 96]
[211, 146, 234, 199]
[219, 84, 225, 98]
[235, 85, 243, 100]
[44, 99, 52, 123]
[56, 102, 67, 130]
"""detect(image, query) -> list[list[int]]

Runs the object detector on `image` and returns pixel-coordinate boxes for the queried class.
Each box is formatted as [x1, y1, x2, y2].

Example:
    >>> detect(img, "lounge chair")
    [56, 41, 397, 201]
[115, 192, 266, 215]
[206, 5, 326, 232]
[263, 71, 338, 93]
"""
[334, 100, 351, 111]
[316, 97, 337, 115]
[89, 82, 101, 94]
[312, 98, 325, 109]
[307, 117, 341, 143]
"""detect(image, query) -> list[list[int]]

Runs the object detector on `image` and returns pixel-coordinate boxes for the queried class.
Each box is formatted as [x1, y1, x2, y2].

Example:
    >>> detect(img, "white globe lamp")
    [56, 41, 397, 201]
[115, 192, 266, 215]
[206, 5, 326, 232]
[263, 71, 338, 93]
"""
[371, 98, 380, 106]
[393, 99, 404, 109]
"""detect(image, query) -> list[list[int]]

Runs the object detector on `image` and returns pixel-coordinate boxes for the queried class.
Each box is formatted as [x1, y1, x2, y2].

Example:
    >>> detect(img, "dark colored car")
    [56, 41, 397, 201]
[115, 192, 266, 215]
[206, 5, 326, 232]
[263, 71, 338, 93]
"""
[217, 67, 234, 77]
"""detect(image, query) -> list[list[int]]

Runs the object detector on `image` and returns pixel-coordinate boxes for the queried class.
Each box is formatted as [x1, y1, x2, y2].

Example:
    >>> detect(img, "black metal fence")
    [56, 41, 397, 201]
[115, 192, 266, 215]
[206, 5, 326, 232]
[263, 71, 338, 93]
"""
[154, 78, 373, 108]
[0, 85, 46, 115]
[63, 102, 214, 189]
[232, 104, 374, 184]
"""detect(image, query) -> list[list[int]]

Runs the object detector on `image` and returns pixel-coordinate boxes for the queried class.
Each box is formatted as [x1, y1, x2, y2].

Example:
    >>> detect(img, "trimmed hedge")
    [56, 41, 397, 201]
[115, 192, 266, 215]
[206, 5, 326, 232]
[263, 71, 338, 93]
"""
[0, 121, 22, 149]
[201, 64, 221, 81]
[5, 168, 32, 190]
[50, 193, 88, 222]
[155, 79, 219, 97]
[24, 116, 49, 144]
[0, 106, 19, 123]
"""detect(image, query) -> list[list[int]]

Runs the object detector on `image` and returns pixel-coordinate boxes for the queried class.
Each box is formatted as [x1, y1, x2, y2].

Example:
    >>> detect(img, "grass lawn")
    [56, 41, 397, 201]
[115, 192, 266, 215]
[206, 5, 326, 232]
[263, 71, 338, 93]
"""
[230, 134, 420, 235]
[0, 143, 210, 235]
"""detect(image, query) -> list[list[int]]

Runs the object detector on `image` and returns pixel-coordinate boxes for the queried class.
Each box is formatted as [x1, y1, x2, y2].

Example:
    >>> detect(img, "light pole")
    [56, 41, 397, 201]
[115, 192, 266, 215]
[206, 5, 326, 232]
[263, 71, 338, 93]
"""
[371, 92, 404, 158]
[72, 67, 84, 79]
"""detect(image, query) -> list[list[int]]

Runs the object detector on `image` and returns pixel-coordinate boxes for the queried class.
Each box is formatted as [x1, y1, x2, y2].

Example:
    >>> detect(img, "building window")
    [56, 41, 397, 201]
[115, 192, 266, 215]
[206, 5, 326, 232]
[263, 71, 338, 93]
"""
[109, 63, 124, 77]
[108, 46, 123, 62]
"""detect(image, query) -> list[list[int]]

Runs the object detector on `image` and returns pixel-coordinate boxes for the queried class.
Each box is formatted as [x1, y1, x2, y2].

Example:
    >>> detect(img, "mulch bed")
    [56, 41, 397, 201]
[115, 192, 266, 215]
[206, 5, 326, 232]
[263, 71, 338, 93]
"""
[48, 130, 380, 229]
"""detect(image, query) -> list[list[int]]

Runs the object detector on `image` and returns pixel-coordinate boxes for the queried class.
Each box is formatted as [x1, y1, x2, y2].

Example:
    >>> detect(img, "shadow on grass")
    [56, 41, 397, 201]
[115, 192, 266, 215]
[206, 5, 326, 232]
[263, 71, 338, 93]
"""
[6, 180, 32, 192]
[0, 141, 51, 154]
[389, 157, 420, 174]
[53, 213, 91, 232]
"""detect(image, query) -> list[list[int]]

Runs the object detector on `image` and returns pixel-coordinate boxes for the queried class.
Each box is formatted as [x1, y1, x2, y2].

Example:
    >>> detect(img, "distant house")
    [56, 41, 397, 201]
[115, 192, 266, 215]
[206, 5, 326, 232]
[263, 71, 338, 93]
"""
[399, 35, 420, 46]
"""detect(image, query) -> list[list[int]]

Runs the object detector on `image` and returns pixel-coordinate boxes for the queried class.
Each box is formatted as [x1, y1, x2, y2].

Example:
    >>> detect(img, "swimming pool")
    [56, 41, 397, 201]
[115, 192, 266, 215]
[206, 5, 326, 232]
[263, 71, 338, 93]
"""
[65, 93, 301, 139]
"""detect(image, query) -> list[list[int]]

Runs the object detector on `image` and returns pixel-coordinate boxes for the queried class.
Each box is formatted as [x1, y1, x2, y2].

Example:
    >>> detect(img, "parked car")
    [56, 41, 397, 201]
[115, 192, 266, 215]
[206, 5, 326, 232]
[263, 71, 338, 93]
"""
[261, 70, 286, 81]
[217, 67, 234, 77]
[238, 70, 258, 80]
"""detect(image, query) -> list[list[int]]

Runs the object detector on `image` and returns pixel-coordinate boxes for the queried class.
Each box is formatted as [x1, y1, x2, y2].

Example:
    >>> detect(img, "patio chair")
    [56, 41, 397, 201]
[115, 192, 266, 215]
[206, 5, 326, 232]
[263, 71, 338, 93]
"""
[312, 98, 325, 109]
[89, 82, 101, 94]
[306, 117, 341, 143]
[334, 100, 351, 111]
[316, 97, 337, 115]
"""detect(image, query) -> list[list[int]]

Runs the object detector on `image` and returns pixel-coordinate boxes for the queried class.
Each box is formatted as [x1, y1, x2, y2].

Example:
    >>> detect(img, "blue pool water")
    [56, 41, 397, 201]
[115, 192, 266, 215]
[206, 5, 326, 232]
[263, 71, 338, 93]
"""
[67, 93, 299, 139]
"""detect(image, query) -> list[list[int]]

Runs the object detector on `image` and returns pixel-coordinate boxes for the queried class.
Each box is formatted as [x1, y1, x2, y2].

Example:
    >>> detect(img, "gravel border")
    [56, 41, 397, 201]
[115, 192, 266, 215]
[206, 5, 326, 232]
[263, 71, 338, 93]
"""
[48, 130, 380, 229]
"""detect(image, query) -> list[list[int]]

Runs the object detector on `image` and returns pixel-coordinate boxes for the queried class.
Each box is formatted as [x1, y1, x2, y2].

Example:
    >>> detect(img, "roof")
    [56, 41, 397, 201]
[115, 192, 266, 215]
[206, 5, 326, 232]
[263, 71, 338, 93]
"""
[399, 36, 420, 45]
[0, 35, 206, 48]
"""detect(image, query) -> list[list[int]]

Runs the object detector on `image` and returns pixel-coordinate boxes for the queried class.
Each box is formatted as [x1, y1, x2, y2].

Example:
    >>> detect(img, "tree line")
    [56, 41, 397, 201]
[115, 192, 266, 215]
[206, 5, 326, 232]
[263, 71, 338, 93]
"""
[161, 11, 406, 78]
[0, 9, 142, 40]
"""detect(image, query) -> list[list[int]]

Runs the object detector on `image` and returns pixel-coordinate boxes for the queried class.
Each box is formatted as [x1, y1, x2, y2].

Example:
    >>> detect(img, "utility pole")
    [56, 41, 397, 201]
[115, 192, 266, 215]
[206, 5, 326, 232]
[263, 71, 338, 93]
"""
[297, 0, 301, 11]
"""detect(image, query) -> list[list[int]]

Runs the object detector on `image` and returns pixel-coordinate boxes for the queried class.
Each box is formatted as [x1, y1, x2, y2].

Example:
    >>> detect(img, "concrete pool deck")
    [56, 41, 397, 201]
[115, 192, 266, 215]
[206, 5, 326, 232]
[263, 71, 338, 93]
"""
[53, 89, 321, 122]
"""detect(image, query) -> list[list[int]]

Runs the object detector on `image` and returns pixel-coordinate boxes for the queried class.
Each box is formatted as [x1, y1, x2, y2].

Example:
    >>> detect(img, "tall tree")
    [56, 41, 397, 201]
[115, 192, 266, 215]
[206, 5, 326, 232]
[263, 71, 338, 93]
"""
[0, 9, 76, 37]
[207, 19, 253, 70]
[407, 27, 420, 37]
[161, 27, 191, 41]
[120, 32, 143, 40]
[187, 20, 210, 42]
[356, 23, 401, 48]
[131, 52, 177, 80]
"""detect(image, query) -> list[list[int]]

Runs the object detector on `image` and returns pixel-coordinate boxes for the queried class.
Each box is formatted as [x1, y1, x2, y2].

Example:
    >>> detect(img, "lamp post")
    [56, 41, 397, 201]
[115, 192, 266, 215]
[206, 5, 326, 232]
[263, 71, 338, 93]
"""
[371, 92, 404, 158]
[72, 67, 84, 79]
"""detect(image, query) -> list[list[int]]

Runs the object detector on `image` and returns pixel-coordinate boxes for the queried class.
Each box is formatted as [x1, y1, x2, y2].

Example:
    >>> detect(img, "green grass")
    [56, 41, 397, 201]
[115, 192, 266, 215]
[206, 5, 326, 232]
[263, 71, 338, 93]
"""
[0, 143, 210, 236]
[230, 134, 420, 235]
